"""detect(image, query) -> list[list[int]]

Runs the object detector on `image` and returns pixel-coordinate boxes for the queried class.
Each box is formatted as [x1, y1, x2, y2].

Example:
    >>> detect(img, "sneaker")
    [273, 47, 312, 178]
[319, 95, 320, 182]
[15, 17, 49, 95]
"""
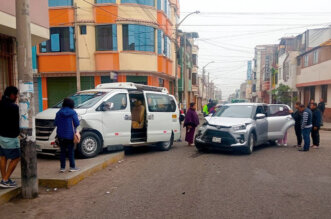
[8, 179, 17, 186]
[60, 168, 66, 173]
[298, 148, 309, 152]
[69, 167, 80, 172]
[0, 180, 17, 188]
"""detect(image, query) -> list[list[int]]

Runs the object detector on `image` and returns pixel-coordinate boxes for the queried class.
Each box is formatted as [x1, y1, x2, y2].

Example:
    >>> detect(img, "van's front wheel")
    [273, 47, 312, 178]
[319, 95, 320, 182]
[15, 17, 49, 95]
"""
[158, 133, 174, 151]
[77, 131, 101, 158]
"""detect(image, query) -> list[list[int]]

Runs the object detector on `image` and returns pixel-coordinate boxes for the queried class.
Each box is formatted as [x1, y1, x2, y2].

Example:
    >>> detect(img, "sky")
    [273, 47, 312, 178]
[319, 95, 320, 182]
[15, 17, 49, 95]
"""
[179, 0, 331, 100]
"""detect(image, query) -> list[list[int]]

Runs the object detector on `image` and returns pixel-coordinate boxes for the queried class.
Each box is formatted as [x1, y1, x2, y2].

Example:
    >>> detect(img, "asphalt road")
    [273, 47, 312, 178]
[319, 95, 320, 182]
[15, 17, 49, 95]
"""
[1, 129, 331, 219]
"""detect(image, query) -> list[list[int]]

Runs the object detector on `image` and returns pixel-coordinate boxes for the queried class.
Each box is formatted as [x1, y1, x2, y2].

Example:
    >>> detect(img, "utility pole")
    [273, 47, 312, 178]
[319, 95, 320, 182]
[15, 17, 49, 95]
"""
[202, 67, 205, 106]
[74, 3, 81, 91]
[16, 0, 38, 198]
[183, 33, 188, 110]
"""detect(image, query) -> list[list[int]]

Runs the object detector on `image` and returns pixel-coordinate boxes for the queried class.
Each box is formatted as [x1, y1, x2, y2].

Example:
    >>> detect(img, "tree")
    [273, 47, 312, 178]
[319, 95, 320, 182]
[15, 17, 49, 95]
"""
[272, 84, 296, 105]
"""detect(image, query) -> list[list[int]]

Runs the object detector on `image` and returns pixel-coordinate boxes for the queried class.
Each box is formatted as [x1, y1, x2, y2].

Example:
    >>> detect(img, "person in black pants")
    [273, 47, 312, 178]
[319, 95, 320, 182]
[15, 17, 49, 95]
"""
[310, 102, 322, 149]
[290, 102, 302, 147]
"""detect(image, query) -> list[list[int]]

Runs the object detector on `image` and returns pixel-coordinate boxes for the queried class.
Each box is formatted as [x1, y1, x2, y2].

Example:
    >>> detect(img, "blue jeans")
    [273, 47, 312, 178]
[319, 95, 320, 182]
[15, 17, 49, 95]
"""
[59, 138, 75, 169]
[302, 128, 312, 151]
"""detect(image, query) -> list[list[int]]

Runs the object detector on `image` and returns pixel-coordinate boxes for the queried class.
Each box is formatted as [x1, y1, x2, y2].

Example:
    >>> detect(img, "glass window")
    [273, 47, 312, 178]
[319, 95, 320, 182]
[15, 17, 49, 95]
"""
[121, 0, 155, 6]
[157, 30, 163, 54]
[214, 105, 254, 118]
[48, 0, 73, 7]
[96, 25, 118, 51]
[123, 24, 155, 52]
[304, 55, 309, 67]
[157, 30, 171, 57]
[313, 50, 319, 64]
[39, 27, 75, 53]
[146, 93, 176, 112]
[80, 25, 87, 35]
[53, 92, 107, 109]
[268, 105, 290, 117]
[95, 0, 116, 3]
[104, 93, 128, 111]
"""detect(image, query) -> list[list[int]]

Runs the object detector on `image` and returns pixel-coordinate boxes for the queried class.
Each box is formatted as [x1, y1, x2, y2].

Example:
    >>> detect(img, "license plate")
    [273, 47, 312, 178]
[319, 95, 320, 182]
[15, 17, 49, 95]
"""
[212, 137, 222, 143]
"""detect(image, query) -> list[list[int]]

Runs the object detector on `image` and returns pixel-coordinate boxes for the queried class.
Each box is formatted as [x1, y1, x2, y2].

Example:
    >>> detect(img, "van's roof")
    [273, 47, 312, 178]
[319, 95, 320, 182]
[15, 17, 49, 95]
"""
[95, 83, 169, 94]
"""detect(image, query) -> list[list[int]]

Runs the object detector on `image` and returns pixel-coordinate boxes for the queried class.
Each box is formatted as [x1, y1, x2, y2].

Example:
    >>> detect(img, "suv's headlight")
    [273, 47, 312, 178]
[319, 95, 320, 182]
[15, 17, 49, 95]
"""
[232, 125, 246, 131]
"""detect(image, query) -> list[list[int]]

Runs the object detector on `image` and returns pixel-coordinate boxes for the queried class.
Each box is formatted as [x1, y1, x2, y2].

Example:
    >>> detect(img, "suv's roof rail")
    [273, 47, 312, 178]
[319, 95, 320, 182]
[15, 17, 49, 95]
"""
[96, 83, 169, 94]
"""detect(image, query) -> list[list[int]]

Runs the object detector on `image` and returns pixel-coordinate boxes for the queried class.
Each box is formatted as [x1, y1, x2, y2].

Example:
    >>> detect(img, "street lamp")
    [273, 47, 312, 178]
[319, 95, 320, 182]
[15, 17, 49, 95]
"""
[202, 61, 215, 103]
[175, 10, 200, 102]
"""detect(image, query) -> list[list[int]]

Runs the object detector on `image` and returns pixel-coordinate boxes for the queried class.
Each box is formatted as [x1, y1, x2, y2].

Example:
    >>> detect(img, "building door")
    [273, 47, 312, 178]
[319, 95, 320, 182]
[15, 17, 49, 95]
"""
[304, 87, 310, 106]
[0, 36, 14, 96]
[47, 77, 95, 107]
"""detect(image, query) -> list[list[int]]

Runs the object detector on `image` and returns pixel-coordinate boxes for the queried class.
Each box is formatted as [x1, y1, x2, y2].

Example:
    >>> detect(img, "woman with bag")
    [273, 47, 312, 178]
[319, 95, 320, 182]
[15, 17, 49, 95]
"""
[184, 102, 200, 146]
[54, 98, 80, 173]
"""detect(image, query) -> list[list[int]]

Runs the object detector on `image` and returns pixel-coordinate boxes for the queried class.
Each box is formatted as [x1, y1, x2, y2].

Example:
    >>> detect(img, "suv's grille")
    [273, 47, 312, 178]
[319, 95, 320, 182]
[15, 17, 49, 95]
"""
[203, 130, 237, 145]
[36, 119, 55, 141]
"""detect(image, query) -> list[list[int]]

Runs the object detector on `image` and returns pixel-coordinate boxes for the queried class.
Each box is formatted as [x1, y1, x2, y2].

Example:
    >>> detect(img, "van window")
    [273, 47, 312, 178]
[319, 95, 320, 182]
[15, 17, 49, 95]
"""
[268, 105, 290, 117]
[146, 93, 176, 112]
[104, 93, 127, 111]
[53, 92, 107, 109]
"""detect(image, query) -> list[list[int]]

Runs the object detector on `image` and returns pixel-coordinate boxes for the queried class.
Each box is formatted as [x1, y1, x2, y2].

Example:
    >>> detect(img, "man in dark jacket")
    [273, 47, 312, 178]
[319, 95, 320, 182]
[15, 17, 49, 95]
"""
[298, 104, 312, 152]
[311, 103, 322, 149]
[290, 102, 302, 147]
[0, 86, 20, 188]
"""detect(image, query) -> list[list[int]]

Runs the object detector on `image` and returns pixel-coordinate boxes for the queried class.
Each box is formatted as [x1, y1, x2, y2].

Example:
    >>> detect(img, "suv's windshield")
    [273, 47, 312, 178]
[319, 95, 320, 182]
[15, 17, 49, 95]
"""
[53, 92, 107, 109]
[213, 105, 254, 118]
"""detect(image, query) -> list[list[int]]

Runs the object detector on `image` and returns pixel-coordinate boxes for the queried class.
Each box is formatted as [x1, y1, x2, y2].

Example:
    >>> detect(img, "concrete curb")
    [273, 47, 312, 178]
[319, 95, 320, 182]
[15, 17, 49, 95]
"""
[0, 151, 124, 205]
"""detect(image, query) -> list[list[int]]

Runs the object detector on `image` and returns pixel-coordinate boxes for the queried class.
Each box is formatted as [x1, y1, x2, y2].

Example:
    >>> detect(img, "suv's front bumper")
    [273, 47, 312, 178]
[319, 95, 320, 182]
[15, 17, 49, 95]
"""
[195, 127, 248, 150]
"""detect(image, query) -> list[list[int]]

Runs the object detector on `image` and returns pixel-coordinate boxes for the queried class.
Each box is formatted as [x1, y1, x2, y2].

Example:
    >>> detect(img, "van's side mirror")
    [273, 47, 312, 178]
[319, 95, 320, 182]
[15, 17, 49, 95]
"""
[101, 102, 114, 111]
[256, 113, 266, 120]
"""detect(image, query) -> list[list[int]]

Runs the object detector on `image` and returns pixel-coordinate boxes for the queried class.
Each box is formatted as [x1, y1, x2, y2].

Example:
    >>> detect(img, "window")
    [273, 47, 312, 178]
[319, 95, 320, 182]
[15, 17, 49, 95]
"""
[256, 106, 265, 115]
[39, 27, 75, 53]
[48, 0, 73, 7]
[157, 30, 171, 57]
[103, 93, 128, 111]
[146, 94, 176, 112]
[123, 24, 155, 52]
[157, 0, 171, 18]
[80, 25, 87, 35]
[268, 105, 290, 117]
[121, 0, 155, 6]
[313, 50, 319, 64]
[304, 55, 309, 67]
[159, 78, 164, 87]
[95, 0, 116, 3]
[214, 105, 254, 118]
[192, 54, 197, 66]
[96, 25, 117, 51]
[310, 86, 315, 100]
[322, 85, 328, 103]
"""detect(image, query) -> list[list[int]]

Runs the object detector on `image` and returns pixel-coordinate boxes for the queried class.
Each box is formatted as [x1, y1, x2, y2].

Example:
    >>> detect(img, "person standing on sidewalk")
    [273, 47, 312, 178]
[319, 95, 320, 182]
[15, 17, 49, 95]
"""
[0, 86, 20, 188]
[311, 103, 322, 149]
[298, 104, 312, 152]
[184, 102, 200, 146]
[54, 98, 80, 173]
[290, 102, 302, 147]
[318, 98, 325, 126]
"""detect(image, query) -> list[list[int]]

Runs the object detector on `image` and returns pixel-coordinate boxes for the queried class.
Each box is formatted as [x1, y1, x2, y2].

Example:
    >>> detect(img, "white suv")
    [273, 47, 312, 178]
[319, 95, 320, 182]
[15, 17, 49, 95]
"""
[35, 83, 181, 158]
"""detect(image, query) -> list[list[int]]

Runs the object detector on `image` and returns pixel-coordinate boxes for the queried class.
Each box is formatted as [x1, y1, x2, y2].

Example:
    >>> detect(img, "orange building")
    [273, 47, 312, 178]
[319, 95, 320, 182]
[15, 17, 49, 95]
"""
[37, 0, 179, 110]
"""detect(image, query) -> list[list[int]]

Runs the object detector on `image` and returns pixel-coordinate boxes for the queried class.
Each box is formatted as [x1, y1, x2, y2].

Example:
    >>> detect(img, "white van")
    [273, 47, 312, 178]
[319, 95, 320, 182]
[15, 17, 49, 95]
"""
[35, 83, 181, 158]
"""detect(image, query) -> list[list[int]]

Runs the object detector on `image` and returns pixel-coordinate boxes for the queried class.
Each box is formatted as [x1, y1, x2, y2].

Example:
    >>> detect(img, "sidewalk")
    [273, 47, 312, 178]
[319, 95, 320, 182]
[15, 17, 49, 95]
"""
[321, 122, 331, 131]
[0, 151, 124, 205]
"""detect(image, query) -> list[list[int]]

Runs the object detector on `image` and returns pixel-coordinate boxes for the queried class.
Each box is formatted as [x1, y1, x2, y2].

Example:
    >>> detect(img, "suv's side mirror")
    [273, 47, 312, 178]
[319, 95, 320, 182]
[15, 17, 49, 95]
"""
[256, 113, 266, 119]
[101, 102, 114, 111]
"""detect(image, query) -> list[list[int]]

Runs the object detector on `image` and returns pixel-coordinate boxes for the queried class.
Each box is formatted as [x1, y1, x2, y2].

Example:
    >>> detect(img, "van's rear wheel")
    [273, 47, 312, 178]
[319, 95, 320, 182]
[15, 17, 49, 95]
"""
[158, 133, 174, 151]
[77, 131, 101, 158]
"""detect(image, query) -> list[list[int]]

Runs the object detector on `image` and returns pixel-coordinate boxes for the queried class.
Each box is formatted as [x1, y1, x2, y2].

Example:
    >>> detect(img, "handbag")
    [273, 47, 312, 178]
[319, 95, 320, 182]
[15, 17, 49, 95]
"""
[72, 121, 81, 145]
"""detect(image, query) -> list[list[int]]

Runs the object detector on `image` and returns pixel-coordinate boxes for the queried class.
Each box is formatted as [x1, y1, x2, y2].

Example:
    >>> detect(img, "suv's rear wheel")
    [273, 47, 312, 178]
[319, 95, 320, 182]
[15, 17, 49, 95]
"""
[243, 133, 255, 154]
[77, 131, 101, 158]
[158, 133, 174, 151]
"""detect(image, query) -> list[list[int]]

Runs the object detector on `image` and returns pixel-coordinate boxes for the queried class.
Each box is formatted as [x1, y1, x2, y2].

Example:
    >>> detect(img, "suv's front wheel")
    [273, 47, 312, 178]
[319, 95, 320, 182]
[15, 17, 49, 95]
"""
[77, 131, 102, 158]
[243, 133, 255, 155]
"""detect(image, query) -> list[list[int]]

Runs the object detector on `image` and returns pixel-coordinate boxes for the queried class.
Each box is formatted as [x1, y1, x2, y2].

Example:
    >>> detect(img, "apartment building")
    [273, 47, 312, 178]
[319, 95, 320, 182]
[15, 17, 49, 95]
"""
[37, 0, 179, 110]
[0, 1, 49, 96]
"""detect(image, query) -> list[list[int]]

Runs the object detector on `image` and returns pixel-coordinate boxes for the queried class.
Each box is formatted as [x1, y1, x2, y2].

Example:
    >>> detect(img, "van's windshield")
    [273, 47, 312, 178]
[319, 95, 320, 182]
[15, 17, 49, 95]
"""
[53, 92, 107, 109]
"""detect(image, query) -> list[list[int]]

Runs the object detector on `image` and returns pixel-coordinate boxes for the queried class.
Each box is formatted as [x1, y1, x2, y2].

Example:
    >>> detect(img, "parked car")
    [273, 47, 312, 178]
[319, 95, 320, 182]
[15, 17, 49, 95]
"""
[195, 103, 295, 154]
[35, 83, 181, 158]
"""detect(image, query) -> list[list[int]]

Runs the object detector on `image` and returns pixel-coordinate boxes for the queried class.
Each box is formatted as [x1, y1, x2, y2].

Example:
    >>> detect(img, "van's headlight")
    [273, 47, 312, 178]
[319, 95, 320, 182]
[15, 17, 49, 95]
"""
[232, 125, 246, 131]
